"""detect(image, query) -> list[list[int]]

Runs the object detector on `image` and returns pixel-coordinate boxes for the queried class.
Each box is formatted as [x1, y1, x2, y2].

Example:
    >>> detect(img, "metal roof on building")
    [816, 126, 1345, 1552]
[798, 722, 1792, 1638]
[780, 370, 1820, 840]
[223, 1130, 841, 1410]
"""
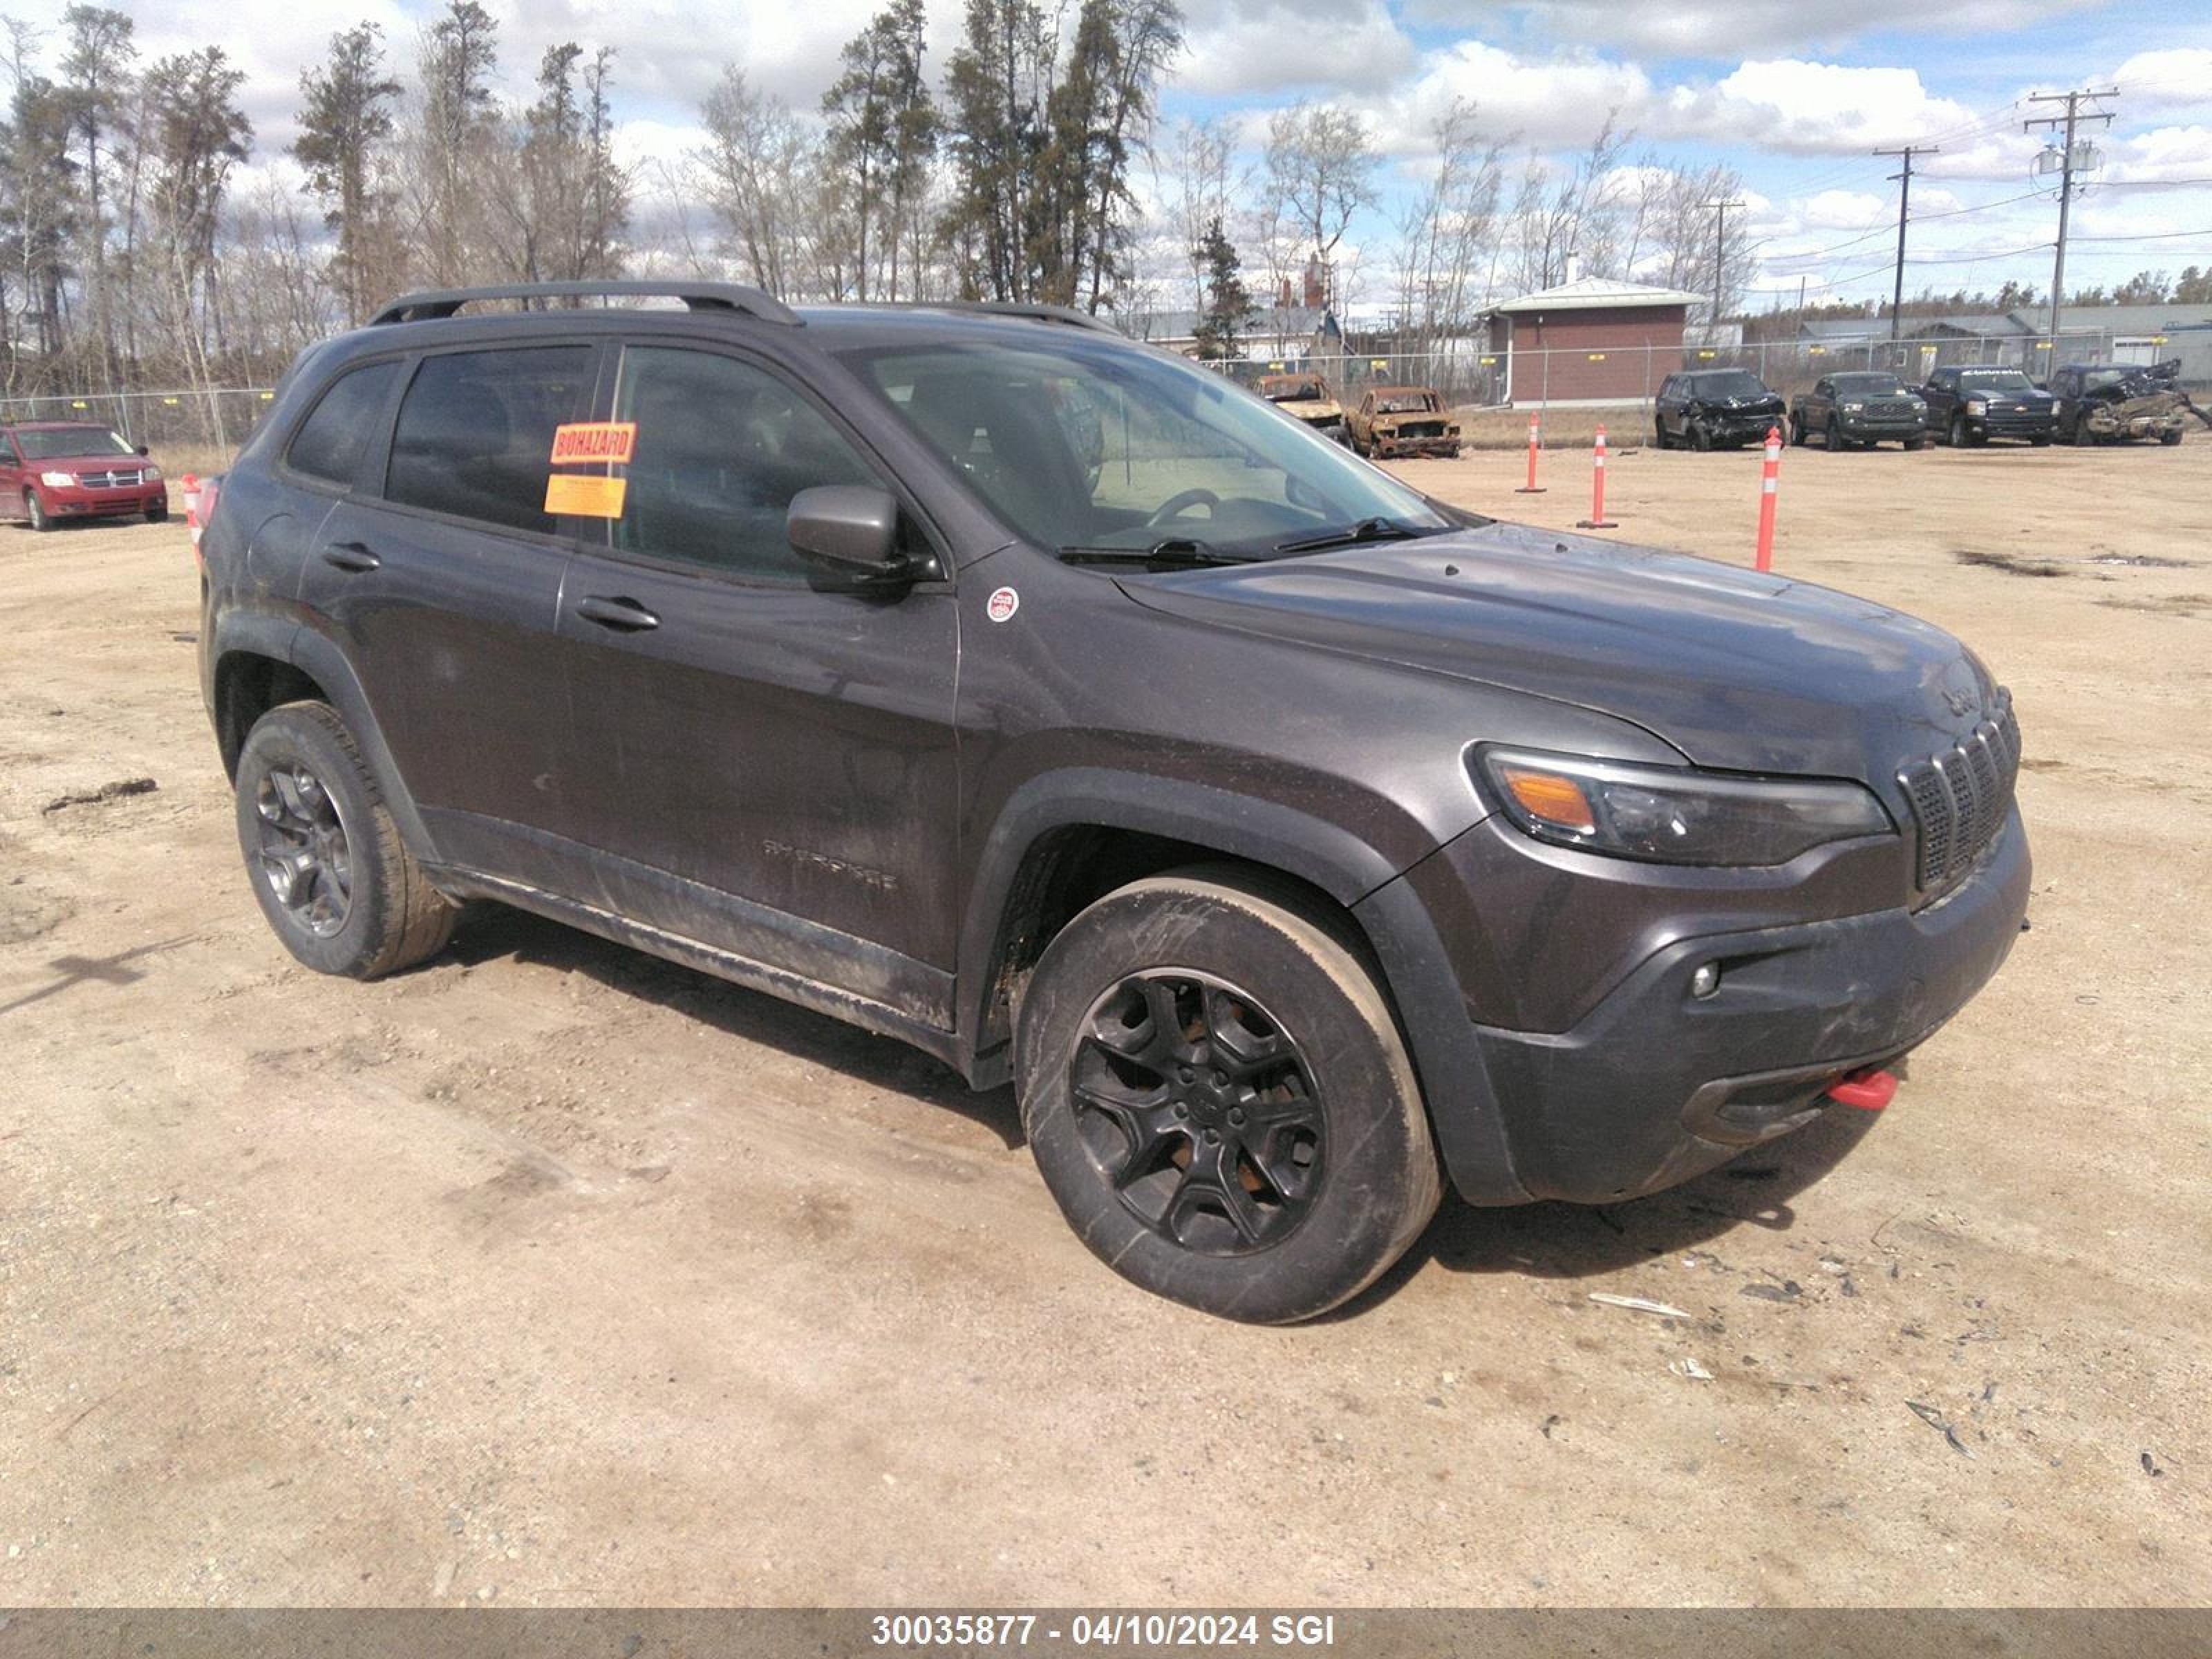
[1490, 275, 1706, 315]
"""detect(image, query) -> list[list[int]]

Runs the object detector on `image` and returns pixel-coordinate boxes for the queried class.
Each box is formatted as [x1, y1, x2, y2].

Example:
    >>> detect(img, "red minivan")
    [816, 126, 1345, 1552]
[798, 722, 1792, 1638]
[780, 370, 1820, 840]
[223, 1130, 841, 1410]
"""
[1, 421, 169, 529]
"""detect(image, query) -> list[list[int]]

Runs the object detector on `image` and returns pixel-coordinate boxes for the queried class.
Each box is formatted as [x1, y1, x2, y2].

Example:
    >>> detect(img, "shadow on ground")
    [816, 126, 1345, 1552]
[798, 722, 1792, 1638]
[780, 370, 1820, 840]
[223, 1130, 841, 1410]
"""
[441, 900, 1888, 1312]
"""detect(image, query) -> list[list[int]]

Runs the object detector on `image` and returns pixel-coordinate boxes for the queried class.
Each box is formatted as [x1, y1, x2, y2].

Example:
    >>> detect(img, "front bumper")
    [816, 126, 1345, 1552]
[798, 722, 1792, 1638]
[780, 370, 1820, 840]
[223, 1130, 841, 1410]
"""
[1373, 431, 1461, 458]
[1965, 411, 2054, 440]
[46, 487, 167, 518]
[1365, 805, 2030, 1205]
[1839, 416, 1927, 440]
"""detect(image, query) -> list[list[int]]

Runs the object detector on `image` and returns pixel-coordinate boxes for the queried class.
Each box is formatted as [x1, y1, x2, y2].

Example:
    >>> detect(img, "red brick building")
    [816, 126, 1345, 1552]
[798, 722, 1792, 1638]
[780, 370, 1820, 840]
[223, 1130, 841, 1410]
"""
[1490, 275, 1705, 408]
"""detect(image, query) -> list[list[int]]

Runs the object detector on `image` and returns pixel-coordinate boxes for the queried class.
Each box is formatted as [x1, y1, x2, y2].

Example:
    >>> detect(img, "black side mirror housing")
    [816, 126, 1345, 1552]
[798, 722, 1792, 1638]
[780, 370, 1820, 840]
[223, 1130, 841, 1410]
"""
[787, 485, 915, 587]
[136, 444, 150, 456]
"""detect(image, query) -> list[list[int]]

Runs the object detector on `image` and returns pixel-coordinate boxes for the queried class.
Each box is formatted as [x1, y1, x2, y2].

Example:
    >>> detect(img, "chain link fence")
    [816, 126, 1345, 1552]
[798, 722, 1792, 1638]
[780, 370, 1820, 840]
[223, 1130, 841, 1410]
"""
[1201, 328, 2212, 421]
[0, 386, 277, 469]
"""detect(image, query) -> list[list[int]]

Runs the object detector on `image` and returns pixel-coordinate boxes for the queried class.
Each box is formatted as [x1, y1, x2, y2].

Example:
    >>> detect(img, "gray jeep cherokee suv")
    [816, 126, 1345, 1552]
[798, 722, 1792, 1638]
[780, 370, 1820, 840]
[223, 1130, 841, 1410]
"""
[199, 281, 2030, 1322]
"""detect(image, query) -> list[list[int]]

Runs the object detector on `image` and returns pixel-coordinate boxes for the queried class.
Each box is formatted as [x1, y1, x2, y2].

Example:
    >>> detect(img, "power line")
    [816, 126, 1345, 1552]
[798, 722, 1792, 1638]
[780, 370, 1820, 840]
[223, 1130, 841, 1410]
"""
[2025, 86, 2117, 341]
[1873, 143, 1938, 338]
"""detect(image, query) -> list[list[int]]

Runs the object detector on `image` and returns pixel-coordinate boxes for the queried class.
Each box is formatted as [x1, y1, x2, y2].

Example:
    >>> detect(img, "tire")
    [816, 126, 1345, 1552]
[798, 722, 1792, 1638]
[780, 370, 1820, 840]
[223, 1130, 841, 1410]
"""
[146, 505, 169, 523]
[1690, 421, 1713, 452]
[26, 489, 51, 532]
[1788, 416, 1808, 447]
[1904, 434, 1927, 451]
[2072, 416, 2096, 447]
[1654, 420, 1673, 451]
[234, 701, 458, 979]
[2028, 433, 2050, 447]
[1949, 414, 1970, 448]
[1015, 868, 1441, 1324]
[1826, 417, 1846, 451]
[2160, 429, 2183, 447]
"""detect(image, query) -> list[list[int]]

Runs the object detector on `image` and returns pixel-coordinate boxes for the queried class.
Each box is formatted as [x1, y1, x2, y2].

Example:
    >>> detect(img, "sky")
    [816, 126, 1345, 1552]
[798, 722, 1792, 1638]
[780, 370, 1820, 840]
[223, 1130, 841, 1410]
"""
[8, 0, 2210, 314]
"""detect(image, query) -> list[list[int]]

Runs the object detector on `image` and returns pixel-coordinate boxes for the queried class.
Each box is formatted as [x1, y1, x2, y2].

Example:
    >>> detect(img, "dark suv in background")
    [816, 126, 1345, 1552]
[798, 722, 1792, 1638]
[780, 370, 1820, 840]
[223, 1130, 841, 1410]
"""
[198, 281, 2031, 1322]
[1653, 369, 1788, 450]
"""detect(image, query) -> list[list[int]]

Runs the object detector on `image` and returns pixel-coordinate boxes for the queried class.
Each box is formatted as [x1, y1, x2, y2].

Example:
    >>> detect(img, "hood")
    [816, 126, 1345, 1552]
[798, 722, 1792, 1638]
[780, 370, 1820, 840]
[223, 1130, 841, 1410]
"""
[1116, 522, 1993, 784]
[1696, 392, 1785, 412]
[21, 449, 151, 472]
[1273, 397, 1342, 422]
[1979, 388, 2054, 407]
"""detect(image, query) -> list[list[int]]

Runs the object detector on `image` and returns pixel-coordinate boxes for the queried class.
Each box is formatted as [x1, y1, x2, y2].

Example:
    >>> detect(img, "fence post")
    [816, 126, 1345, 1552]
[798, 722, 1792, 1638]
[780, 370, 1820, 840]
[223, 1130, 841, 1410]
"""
[1576, 424, 1618, 530]
[1515, 414, 1545, 493]
[1754, 425, 1781, 571]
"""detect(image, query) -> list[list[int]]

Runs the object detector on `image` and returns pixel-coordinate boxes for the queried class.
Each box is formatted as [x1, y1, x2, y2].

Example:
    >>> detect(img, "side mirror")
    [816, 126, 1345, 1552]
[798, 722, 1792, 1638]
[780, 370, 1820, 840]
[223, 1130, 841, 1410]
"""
[787, 485, 913, 586]
[136, 444, 150, 456]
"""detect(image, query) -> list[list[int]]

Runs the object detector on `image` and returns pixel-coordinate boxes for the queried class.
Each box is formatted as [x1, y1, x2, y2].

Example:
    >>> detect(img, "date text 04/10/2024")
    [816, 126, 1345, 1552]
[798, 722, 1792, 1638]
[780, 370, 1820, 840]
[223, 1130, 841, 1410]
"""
[869, 1613, 1338, 1648]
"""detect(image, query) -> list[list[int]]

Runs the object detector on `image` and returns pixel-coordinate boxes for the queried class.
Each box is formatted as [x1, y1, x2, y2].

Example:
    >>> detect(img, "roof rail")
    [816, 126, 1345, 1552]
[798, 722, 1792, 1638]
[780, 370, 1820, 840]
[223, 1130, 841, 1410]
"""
[368, 281, 801, 328]
[941, 300, 1122, 335]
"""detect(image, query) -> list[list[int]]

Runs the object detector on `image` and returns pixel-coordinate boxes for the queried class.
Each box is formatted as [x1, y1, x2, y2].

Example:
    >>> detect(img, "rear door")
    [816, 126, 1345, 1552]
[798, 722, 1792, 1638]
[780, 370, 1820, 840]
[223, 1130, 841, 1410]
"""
[0, 432, 23, 517]
[547, 338, 962, 1025]
[295, 339, 602, 885]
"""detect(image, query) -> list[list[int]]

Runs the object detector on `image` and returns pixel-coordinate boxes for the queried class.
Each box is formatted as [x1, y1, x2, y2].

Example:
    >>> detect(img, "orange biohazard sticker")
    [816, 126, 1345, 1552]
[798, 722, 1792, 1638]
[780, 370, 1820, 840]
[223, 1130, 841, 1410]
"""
[549, 421, 637, 465]
[545, 474, 629, 518]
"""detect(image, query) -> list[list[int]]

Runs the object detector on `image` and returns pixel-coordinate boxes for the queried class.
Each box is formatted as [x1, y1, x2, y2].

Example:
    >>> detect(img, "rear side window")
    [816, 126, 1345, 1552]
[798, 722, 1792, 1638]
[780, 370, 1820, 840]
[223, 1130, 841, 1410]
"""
[607, 346, 877, 583]
[285, 360, 399, 486]
[386, 346, 593, 535]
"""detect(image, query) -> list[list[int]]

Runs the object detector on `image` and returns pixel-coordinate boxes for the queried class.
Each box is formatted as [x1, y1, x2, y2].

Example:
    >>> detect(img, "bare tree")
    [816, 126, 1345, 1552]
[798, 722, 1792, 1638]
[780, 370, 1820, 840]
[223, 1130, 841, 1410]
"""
[1149, 115, 1233, 317]
[1388, 97, 1503, 345]
[1260, 101, 1376, 310]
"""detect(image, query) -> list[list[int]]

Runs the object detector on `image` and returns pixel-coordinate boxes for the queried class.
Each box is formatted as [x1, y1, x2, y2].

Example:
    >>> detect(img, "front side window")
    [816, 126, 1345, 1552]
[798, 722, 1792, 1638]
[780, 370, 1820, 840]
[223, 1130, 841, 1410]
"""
[846, 337, 1450, 558]
[607, 346, 879, 583]
[386, 346, 593, 534]
[288, 359, 400, 487]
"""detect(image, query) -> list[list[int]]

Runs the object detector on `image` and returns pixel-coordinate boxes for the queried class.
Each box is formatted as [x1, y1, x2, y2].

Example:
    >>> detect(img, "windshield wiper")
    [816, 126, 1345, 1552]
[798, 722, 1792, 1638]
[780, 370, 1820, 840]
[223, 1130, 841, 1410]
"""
[1057, 538, 1252, 569]
[1273, 516, 1435, 554]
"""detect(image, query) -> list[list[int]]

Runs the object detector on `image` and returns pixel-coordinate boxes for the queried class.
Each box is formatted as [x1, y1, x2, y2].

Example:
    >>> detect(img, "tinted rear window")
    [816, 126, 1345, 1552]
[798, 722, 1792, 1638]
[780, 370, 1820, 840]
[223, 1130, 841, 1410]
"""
[287, 360, 400, 486]
[386, 346, 593, 534]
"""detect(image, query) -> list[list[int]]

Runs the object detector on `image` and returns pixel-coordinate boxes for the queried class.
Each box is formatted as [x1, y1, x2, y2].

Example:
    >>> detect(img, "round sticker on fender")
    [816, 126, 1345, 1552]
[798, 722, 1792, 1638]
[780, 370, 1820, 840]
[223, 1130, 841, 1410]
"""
[986, 587, 1020, 623]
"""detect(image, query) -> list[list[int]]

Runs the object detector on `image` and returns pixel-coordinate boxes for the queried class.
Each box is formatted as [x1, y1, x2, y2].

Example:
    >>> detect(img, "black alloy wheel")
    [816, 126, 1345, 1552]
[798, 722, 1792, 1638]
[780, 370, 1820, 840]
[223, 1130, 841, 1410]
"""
[252, 762, 354, 938]
[1070, 969, 1323, 1256]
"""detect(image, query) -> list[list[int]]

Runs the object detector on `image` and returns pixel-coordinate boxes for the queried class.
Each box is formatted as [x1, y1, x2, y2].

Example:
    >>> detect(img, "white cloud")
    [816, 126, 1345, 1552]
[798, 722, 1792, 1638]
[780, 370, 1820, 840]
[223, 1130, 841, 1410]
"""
[1176, 0, 1415, 97]
[1662, 59, 1979, 156]
[2108, 48, 2212, 113]
[2103, 124, 2212, 184]
[1371, 41, 1651, 153]
[1425, 0, 2110, 59]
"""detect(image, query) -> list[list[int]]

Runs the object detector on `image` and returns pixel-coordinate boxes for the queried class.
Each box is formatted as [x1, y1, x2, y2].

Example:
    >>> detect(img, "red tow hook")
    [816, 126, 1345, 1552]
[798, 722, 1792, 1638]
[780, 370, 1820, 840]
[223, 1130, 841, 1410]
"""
[1827, 1067, 1898, 1111]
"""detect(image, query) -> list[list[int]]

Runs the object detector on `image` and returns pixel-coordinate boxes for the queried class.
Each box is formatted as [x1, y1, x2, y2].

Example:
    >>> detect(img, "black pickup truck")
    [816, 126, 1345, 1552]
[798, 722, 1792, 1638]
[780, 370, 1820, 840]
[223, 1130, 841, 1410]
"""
[1788, 372, 1929, 451]
[1919, 365, 2056, 447]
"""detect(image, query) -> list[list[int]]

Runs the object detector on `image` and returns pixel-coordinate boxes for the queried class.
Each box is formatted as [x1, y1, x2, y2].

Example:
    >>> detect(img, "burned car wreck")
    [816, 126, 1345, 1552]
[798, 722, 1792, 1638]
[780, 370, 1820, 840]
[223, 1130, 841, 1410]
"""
[1349, 385, 1463, 459]
[1257, 372, 1349, 442]
[2052, 359, 2209, 447]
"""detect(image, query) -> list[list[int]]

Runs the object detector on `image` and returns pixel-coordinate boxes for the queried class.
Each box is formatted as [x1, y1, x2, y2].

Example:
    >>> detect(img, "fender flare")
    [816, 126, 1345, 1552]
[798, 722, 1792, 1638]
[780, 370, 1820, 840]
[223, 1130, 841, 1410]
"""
[211, 616, 440, 864]
[953, 768, 1529, 1203]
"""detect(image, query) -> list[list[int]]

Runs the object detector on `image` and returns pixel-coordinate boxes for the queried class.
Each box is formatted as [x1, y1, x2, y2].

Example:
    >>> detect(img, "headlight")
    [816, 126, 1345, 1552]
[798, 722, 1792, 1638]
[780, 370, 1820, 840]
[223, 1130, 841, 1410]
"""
[142, 465, 162, 480]
[39, 470, 75, 487]
[1965, 399, 1987, 415]
[1475, 747, 1893, 867]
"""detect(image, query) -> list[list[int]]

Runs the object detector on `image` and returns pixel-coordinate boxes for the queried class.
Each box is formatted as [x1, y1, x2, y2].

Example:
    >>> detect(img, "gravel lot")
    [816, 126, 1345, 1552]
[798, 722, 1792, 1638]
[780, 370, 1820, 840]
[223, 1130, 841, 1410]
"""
[1, 435, 2206, 1607]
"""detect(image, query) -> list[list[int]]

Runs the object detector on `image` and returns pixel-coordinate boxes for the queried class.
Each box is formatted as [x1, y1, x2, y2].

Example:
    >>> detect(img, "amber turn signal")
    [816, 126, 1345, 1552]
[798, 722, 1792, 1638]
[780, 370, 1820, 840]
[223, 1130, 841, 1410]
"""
[1498, 765, 1596, 833]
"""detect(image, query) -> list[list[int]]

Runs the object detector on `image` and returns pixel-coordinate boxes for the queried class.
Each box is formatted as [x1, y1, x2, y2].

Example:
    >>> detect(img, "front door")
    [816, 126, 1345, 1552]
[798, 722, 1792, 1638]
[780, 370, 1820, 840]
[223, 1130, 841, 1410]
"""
[550, 341, 962, 1027]
[295, 340, 601, 887]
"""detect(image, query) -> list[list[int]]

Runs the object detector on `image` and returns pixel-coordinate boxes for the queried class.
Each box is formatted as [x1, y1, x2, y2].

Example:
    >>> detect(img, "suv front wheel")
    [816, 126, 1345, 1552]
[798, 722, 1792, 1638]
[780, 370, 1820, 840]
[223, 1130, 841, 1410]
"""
[1015, 868, 1441, 1323]
[234, 702, 458, 978]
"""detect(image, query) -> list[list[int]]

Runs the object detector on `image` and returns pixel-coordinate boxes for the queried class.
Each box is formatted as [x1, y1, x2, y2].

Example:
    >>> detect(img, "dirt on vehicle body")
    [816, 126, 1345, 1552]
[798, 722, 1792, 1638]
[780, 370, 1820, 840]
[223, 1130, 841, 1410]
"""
[1348, 385, 1461, 458]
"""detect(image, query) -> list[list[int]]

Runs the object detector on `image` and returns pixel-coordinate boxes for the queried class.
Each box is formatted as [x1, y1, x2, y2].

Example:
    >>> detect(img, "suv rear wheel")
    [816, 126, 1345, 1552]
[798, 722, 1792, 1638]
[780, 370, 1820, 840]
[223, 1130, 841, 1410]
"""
[234, 702, 458, 978]
[1015, 868, 1441, 1323]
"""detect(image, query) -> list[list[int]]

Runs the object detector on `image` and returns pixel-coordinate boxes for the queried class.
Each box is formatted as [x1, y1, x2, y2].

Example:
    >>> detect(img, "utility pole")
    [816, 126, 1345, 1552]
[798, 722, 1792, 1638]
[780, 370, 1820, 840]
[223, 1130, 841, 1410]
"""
[1873, 144, 1938, 340]
[2025, 88, 2115, 350]
[1706, 198, 1744, 334]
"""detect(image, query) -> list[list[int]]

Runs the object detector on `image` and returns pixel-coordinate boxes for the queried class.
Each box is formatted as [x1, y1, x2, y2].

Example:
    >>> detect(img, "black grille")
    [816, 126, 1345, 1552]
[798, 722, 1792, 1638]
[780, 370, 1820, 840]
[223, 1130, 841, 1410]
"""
[1897, 697, 2020, 893]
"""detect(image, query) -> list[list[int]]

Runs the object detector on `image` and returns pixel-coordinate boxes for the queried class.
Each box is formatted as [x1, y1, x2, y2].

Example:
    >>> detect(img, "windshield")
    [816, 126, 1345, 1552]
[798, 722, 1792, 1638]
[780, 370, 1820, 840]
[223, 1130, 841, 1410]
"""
[1374, 391, 1438, 413]
[1261, 377, 1325, 402]
[1689, 371, 1769, 398]
[2081, 368, 2130, 391]
[845, 339, 1453, 559]
[1830, 373, 1905, 395]
[1958, 369, 2033, 391]
[13, 426, 136, 459]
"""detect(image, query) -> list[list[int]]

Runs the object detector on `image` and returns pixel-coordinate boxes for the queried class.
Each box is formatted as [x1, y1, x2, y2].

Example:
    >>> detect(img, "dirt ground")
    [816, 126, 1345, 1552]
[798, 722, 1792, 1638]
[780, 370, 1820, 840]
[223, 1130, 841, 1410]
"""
[2, 436, 2208, 1610]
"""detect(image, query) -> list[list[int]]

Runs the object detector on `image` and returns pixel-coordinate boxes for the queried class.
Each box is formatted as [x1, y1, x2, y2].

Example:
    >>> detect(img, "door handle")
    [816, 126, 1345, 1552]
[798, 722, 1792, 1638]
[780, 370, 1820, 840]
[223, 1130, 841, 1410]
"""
[321, 541, 381, 572]
[577, 594, 660, 632]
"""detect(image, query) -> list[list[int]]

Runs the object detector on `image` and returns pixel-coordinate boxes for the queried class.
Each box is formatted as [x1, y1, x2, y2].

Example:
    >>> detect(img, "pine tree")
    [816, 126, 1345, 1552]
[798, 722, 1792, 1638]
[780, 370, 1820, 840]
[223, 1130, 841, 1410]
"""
[292, 24, 400, 324]
[1191, 216, 1254, 360]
